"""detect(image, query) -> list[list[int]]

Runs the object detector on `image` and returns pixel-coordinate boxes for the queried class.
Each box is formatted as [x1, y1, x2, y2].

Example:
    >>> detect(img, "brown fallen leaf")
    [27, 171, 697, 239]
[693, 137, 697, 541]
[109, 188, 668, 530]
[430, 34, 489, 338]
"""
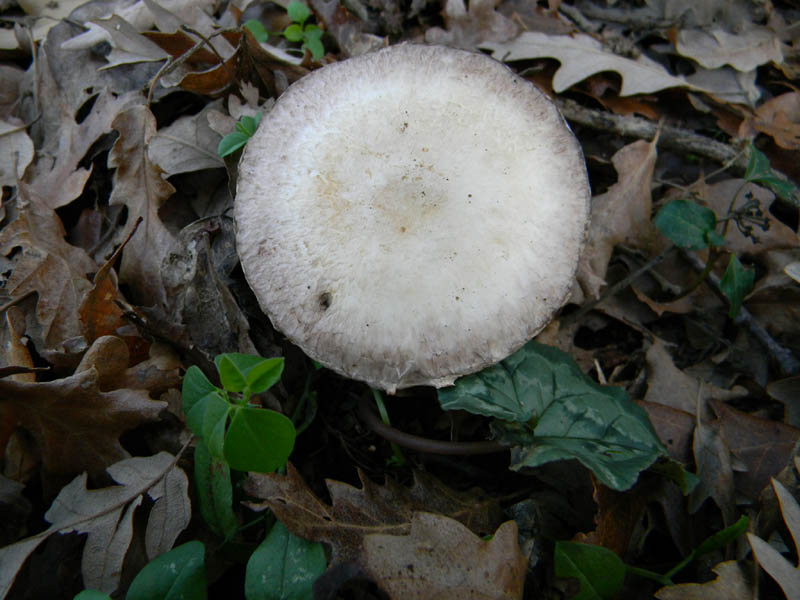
[0, 189, 95, 354]
[654, 560, 753, 599]
[0, 365, 165, 476]
[424, 0, 519, 49]
[235, 28, 309, 99]
[675, 27, 783, 72]
[712, 399, 800, 500]
[244, 463, 503, 565]
[577, 138, 660, 298]
[688, 415, 737, 526]
[0, 119, 33, 188]
[310, 0, 385, 58]
[108, 105, 177, 309]
[362, 514, 526, 600]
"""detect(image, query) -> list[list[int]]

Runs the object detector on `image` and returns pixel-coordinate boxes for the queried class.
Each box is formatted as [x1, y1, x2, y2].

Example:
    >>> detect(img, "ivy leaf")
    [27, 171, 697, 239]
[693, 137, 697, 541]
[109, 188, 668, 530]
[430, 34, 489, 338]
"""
[245, 521, 326, 600]
[439, 342, 666, 491]
[224, 407, 296, 473]
[745, 145, 799, 202]
[554, 542, 626, 600]
[287, 1, 311, 24]
[654, 199, 718, 250]
[719, 254, 755, 318]
[126, 541, 207, 600]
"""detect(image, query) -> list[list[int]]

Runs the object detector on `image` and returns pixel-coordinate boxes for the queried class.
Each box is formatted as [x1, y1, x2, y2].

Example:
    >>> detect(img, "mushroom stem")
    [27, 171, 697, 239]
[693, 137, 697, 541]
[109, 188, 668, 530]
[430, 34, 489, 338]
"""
[357, 395, 507, 456]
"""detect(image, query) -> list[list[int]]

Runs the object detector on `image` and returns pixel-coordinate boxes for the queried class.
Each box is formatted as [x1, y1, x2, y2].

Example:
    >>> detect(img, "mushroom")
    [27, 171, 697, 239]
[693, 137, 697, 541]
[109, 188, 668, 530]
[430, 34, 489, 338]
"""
[235, 44, 590, 393]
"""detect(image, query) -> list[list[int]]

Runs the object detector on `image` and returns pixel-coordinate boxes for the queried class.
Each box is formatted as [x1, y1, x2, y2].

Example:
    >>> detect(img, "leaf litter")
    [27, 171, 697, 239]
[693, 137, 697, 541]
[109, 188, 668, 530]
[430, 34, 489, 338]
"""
[2, 0, 800, 598]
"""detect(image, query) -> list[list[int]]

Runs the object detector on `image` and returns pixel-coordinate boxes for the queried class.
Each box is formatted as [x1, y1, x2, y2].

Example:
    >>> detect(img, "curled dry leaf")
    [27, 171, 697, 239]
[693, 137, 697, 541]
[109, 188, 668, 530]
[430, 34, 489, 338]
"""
[108, 105, 177, 309]
[362, 514, 526, 600]
[577, 138, 660, 298]
[244, 463, 503, 565]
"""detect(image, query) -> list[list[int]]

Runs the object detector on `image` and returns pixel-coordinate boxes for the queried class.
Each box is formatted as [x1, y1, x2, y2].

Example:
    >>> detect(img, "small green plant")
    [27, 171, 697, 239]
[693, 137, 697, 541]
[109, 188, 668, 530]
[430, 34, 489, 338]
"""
[652, 145, 796, 318]
[218, 112, 262, 158]
[182, 353, 295, 473]
[554, 515, 749, 599]
[243, 1, 324, 59]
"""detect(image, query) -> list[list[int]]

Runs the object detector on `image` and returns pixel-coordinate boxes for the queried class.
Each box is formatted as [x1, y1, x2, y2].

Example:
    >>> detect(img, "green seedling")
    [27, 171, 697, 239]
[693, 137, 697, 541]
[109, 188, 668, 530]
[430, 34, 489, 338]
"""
[242, 2, 324, 59]
[218, 112, 262, 158]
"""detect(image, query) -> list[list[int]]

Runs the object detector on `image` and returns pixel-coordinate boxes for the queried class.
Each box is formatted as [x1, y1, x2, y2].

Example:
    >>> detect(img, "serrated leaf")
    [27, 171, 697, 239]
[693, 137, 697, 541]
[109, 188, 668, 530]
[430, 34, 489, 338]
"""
[284, 24, 304, 42]
[654, 200, 718, 250]
[287, 1, 311, 24]
[243, 19, 269, 43]
[125, 541, 207, 600]
[719, 255, 755, 318]
[245, 521, 326, 600]
[439, 341, 666, 490]
[554, 542, 626, 600]
[224, 407, 296, 473]
[194, 441, 238, 539]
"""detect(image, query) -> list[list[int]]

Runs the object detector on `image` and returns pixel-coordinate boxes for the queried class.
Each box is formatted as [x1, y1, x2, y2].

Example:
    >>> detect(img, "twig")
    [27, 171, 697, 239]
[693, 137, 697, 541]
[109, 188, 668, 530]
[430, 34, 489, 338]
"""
[356, 395, 506, 456]
[680, 250, 800, 376]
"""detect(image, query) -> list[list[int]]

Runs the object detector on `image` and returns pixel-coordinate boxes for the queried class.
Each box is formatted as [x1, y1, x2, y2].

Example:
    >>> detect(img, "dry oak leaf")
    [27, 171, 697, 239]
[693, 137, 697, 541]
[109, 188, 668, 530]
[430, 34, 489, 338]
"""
[749, 92, 800, 150]
[482, 32, 699, 96]
[675, 27, 783, 72]
[577, 137, 659, 298]
[654, 560, 753, 600]
[0, 452, 189, 599]
[0, 367, 165, 476]
[108, 105, 177, 309]
[362, 514, 526, 600]
[244, 463, 503, 566]
[0, 192, 95, 353]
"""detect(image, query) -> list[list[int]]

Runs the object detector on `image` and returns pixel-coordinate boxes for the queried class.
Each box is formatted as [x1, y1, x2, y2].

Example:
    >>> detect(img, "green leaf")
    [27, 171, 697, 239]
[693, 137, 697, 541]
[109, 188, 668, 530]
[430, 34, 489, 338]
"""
[745, 145, 799, 202]
[238, 116, 259, 137]
[218, 131, 251, 157]
[284, 24, 303, 42]
[126, 541, 207, 600]
[74, 592, 112, 600]
[245, 521, 326, 600]
[224, 407, 296, 473]
[554, 542, 626, 600]
[245, 358, 285, 394]
[217, 354, 248, 393]
[719, 254, 755, 318]
[648, 458, 700, 495]
[243, 19, 269, 43]
[202, 392, 231, 458]
[182, 366, 217, 415]
[439, 341, 666, 491]
[654, 200, 717, 250]
[287, 1, 311, 24]
[303, 35, 324, 59]
[194, 440, 238, 539]
[694, 515, 749, 557]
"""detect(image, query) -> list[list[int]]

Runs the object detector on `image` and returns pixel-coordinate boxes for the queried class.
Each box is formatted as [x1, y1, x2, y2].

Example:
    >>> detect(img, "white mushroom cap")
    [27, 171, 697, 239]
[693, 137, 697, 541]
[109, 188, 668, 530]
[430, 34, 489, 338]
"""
[235, 44, 590, 393]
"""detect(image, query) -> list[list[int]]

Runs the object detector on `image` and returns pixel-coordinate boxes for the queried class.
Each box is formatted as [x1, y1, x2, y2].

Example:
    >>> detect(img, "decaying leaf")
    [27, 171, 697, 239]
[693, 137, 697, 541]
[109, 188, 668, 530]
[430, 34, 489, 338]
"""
[483, 32, 699, 96]
[425, 0, 519, 49]
[245, 463, 503, 565]
[147, 101, 224, 177]
[0, 192, 95, 354]
[577, 138, 660, 298]
[108, 105, 177, 309]
[676, 27, 783, 72]
[749, 92, 800, 150]
[0, 363, 165, 476]
[362, 514, 526, 600]
[0, 120, 33, 188]
[655, 560, 753, 599]
[0, 452, 189, 598]
[689, 415, 737, 525]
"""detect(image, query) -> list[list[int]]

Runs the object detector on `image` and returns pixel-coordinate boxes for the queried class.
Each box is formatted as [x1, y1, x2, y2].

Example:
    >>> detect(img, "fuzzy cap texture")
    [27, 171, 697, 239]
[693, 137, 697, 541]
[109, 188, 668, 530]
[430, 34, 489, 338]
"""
[235, 44, 591, 392]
